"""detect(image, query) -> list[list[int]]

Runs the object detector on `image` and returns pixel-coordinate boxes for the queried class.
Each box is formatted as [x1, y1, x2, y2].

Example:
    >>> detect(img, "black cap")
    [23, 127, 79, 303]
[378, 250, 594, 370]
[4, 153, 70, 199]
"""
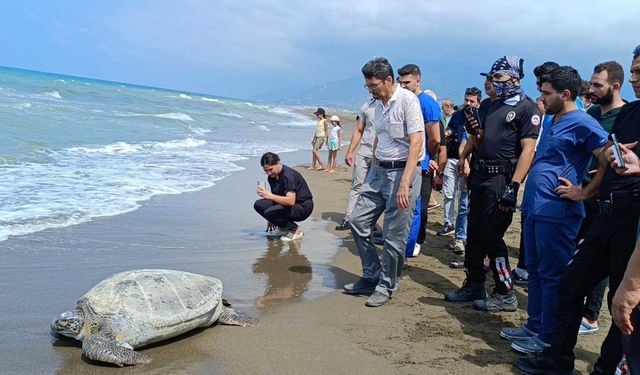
[313, 107, 325, 115]
[480, 72, 490, 77]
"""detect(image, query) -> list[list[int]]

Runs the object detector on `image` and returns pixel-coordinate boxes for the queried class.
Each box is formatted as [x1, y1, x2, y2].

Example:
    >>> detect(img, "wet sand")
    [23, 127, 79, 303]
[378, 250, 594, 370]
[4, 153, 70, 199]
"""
[1, 113, 611, 374]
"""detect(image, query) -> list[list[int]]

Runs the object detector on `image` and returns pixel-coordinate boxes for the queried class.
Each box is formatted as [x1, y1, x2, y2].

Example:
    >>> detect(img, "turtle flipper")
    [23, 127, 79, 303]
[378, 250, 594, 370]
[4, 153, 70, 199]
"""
[218, 306, 258, 327]
[82, 334, 151, 366]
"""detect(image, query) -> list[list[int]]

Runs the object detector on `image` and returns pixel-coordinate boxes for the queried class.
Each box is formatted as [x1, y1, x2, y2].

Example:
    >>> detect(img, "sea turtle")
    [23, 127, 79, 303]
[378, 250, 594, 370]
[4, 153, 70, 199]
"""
[51, 269, 257, 366]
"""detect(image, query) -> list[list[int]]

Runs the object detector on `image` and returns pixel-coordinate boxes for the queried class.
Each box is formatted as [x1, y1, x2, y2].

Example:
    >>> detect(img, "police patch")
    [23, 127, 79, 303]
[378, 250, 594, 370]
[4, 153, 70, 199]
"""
[506, 111, 516, 122]
[531, 114, 541, 126]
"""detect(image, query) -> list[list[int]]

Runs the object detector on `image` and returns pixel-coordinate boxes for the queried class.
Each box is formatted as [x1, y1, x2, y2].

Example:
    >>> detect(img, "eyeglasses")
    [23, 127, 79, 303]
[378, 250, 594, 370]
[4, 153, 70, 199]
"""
[364, 81, 384, 90]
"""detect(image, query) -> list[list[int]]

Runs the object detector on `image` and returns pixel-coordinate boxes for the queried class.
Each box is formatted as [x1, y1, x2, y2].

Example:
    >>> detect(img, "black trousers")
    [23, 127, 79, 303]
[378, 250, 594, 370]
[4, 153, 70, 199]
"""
[464, 172, 514, 294]
[549, 212, 639, 373]
[624, 307, 640, 375]
[254, 199, 314, 232]
[417, 171, 434, 244]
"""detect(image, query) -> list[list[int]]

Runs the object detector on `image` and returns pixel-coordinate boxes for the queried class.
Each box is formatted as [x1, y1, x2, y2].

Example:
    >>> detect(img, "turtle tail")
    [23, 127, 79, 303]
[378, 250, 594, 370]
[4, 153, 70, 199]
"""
[218, 307, 258, 327]
[83, 334, 151, 366]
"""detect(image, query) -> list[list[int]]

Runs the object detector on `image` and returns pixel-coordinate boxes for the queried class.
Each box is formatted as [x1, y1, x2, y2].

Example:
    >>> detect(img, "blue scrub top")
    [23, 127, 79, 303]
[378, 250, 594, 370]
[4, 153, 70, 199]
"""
[521, 109, 608, 221]
[417, 92, 441, 170]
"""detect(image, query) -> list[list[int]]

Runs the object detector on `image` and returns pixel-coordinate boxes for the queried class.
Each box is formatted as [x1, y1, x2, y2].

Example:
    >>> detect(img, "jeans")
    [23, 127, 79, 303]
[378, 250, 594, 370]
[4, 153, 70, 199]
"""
[344, 154, 371, 221]
[350, 165, 421, 297]
[523, 214, 581, 343]
[442, 158, 468, 240]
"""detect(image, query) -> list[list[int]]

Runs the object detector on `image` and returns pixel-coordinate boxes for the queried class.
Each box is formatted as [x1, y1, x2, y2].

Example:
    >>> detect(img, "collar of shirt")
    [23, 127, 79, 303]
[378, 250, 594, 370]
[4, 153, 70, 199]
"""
[381, 84, 401, 111]
[503, 94, 521, 107]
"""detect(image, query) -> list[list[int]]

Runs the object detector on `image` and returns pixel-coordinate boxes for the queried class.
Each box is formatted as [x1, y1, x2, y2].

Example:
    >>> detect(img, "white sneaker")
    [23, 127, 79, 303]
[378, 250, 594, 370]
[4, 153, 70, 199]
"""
[411, 243, 421, 257]
[267, 228, 289, 238]
[452, 239, 465, 255]
[281, 229, 303, 242]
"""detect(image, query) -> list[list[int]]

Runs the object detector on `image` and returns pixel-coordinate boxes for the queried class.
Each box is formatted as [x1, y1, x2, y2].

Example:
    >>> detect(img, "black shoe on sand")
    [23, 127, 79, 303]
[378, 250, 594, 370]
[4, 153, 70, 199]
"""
[335, 219, 350, 231]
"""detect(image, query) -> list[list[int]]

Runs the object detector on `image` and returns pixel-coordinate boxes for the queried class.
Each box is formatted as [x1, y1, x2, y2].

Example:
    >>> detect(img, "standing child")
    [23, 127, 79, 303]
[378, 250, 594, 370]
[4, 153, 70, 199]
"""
[326, 115, 342, 173]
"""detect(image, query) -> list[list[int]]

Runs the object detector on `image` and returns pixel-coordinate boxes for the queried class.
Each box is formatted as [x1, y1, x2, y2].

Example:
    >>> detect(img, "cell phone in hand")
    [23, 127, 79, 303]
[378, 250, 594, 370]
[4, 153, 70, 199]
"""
[463, 106, 481, 135]
[611, 133, 626, 169]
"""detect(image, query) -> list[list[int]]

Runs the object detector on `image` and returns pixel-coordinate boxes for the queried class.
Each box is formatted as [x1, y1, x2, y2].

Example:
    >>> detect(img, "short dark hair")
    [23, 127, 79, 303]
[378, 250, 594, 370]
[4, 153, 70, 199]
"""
[362, 57, 394, 82]
[260, 152, 280, 166]
[533, 61, 560, 78]
[634, 44, 640, 59]
[580, 80, 590, 96]
[593, 61, 624, 86]
[397, 64, 421, 77]
[464, 87, 482, 101]
[539, 66, 582, 100]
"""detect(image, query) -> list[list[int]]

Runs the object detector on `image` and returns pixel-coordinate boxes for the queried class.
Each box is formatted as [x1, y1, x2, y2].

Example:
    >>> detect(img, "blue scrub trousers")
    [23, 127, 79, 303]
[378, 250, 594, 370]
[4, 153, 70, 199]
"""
[523, 214, 581, 343]
[405, 196, 421, 258]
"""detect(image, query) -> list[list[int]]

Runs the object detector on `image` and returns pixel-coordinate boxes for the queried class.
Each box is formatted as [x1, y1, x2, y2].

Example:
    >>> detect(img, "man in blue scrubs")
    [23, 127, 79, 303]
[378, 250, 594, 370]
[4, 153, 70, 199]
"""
[500, 67, 608, 355]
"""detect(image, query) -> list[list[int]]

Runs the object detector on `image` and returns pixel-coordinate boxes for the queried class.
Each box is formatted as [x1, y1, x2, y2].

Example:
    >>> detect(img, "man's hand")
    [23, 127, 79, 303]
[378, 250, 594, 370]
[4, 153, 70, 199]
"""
[433, 174, 443, 191]
[426, 159, 438, 173]
[612, 283, 640, 335]
[497, 181, 519, 212]
[456, 158, 466, 176]
[345, 152, 355, 167]
[396, 181, 410, 210]
[463, 161, 471, 178]
[555, 177, 585, 201]
[463, 107, 482, 136]
[607, 141, 640, 176]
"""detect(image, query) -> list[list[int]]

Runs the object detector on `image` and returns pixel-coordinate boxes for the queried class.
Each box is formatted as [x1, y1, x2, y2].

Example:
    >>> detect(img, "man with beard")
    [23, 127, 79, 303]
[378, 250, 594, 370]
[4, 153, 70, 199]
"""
[576, 61, 627, 335]
[500, 66, 608, 355]
[444, 55, 540, 312]
[517, 44, 640, 375]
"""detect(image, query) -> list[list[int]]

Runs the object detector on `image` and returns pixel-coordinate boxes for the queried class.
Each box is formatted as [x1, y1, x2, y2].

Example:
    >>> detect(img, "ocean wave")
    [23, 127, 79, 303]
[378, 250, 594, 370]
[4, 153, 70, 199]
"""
[55, 79, 66, 83]
[190, 126, 212, 135]
[179, 93, 192, 99]
[154, 112, 194, 121]
[258, 125, 271, 132]
[67, 138, 206, 154]
[13, 102, 31, 110]
[244, 102, 269, 109]
[114, 111, 194, 122]
[217, 112, 243, 118]
[43, 91, 62, 99]
[202, 97, 223, 103]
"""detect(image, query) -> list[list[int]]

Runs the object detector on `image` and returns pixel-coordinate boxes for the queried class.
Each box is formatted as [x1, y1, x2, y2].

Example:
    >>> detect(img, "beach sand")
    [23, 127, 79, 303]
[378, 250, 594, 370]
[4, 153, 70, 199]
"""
[1, 113, 611, 374]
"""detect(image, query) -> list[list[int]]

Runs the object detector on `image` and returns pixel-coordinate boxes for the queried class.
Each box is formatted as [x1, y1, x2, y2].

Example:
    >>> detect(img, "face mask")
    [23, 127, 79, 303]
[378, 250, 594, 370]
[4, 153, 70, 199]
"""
[492, 79, 521, 98]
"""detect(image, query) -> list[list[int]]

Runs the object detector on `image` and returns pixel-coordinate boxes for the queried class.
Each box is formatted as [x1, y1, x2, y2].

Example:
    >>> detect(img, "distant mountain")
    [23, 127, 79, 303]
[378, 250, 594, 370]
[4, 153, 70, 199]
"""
[261, 74, 471, 110]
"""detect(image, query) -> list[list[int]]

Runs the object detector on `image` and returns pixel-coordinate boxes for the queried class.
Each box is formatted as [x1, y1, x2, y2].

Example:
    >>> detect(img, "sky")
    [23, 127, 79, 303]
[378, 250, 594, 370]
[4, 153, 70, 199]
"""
[0, 0, 638, 104]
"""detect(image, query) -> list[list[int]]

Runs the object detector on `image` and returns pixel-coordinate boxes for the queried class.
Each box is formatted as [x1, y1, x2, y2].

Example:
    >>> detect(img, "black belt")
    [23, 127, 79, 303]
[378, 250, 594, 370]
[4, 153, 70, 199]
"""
[473, 159, 517, 175]
[597, 190, 640, 215]
[376, 160, 420, 169]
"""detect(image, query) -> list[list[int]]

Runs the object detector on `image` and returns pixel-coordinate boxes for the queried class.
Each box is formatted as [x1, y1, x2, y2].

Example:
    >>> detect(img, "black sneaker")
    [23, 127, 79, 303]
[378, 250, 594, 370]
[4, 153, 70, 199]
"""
[436, 223, 454, 236]
[335, 219, 350, 231]
[444, 279, 485, 302]
[516, 353, 575, 375]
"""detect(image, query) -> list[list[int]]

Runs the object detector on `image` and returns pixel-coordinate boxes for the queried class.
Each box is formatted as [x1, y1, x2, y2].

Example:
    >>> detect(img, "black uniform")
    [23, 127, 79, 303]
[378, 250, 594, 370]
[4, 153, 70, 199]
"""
[549, 101, 640, 374]
[254, 165, 314, 231]
[464, 95, 540, 294]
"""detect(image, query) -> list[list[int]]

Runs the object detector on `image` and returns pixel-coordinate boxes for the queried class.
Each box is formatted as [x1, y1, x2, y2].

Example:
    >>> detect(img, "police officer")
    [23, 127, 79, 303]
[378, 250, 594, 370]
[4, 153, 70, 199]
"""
[444, 55, 541, 312]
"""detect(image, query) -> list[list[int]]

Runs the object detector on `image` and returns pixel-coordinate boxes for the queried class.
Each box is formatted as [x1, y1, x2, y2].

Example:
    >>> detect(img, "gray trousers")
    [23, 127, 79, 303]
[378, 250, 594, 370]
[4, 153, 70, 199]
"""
[344, 155, 372, 221]
[350, 165, 421, 297]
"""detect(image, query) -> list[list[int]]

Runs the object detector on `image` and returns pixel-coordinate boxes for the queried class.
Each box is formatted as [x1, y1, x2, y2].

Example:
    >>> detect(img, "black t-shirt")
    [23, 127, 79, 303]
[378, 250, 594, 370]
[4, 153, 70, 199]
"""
[599, 100, 640, 199]
[445, 110, 467, 159]
[268, 165, 313, 203]
[478, 95, 541, 160]
[478, 98, 495, 125]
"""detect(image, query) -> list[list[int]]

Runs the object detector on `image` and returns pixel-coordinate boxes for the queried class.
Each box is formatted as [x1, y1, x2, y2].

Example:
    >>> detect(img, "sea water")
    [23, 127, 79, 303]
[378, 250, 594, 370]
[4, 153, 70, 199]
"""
[0, 66, 315, 242]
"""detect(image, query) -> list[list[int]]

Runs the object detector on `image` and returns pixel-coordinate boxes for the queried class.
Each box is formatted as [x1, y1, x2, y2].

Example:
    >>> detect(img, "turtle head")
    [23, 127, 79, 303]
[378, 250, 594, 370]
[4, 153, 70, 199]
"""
[52, 309, 84, 338]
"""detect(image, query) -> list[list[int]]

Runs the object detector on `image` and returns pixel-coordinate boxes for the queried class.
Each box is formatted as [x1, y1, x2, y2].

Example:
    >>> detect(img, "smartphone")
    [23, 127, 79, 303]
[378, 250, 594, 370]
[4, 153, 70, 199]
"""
[611, 133, 626, 169]
[463, 106, 481, 135]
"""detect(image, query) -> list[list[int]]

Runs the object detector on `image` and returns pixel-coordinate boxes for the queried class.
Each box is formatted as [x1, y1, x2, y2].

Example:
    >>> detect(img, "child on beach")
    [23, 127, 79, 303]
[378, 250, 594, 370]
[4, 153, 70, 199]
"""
[326, 115, 342, 172]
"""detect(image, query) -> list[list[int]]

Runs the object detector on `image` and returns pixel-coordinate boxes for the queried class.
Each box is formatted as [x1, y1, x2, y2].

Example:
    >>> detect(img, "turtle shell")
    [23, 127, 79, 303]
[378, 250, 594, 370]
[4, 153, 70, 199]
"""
[80, 269, 223, 329]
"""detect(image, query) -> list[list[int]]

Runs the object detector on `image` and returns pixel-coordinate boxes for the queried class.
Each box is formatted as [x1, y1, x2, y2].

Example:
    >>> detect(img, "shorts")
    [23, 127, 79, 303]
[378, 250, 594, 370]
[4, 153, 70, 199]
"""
[312, 136, 325, 150]
[328, 139, 339, 151]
